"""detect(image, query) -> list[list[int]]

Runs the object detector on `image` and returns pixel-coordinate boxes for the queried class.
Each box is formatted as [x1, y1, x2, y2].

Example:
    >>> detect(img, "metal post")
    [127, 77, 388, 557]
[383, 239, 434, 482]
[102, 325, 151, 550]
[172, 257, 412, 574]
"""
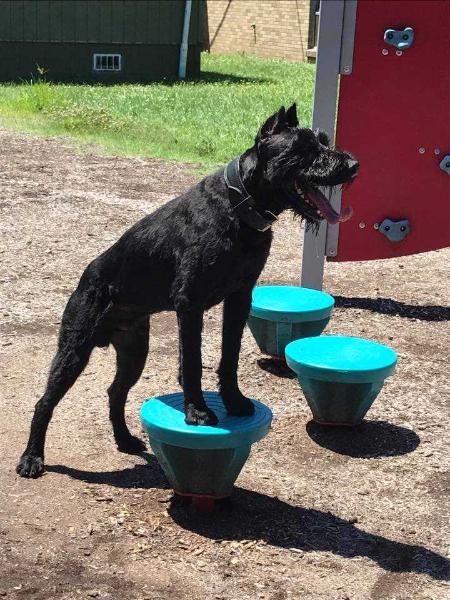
[179, 0, 193, 79]
[301, 0, 345, 290]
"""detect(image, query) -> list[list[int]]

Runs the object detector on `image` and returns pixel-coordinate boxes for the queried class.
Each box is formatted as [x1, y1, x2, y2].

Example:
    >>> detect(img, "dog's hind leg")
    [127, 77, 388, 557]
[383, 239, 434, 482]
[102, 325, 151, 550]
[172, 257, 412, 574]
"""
[218, 287, 255, 416]
[16, 293, 101, 478]
[16, 344, 93, 478]
[177, 310, 218, 426]
[108, 317, 149, 453]
[16, 281, 113, 478]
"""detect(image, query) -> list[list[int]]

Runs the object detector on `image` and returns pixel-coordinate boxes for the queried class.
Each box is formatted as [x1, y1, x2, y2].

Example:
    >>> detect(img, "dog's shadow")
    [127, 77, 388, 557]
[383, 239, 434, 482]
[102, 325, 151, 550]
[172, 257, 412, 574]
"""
[169, 486, 450, 581]
[47, 452, 449, 582]
[46, 452, 170, 490]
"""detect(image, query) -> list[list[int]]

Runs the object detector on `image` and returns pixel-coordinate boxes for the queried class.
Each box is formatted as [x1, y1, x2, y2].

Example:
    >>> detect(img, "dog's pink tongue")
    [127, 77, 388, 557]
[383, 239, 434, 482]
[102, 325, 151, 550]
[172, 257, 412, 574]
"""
[307, 188, 353, 224]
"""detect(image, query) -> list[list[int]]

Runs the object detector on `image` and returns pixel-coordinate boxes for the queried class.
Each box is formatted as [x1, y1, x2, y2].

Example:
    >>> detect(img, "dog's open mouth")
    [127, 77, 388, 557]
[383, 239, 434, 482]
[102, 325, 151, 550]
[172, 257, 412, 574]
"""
[296, 183, 353, 225]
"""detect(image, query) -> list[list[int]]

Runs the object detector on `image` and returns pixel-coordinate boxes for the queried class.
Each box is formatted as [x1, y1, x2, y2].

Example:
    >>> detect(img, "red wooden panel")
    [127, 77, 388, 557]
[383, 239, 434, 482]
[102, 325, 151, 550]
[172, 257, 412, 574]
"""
[333, 0, 450, 262]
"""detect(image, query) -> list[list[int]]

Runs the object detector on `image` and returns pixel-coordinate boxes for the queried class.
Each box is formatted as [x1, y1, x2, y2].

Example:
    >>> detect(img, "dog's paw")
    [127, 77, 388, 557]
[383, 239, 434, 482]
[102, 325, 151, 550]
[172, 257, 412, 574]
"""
[185, 404, 218, 426]
[223, 393, 255, 417]
[116, 435, 147, 455]
[16, 454, 44, 478]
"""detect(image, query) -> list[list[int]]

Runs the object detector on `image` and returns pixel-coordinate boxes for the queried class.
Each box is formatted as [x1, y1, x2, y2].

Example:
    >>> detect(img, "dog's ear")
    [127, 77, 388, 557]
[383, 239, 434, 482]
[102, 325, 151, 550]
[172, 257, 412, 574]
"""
[316, 130, 330, 147]
[285, 103, 298, 127]
[258, 106, 286, 140]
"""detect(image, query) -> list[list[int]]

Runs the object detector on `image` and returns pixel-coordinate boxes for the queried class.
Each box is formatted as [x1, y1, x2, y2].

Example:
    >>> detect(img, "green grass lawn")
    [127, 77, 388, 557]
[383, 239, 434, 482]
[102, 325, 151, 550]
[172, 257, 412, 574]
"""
[0, 53, 314, 168]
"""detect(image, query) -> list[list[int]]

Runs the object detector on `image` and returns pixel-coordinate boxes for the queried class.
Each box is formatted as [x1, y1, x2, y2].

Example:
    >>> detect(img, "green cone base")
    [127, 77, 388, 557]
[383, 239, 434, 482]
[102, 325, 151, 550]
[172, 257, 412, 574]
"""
[298, 376, 385, 425]
[248, 315, 330, 359]
[148, 439, 251, 498]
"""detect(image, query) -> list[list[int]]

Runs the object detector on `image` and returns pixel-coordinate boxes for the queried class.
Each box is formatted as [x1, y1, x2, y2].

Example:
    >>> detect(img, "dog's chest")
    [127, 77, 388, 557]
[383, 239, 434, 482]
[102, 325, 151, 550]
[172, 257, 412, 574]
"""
[203, 235, 271, 306]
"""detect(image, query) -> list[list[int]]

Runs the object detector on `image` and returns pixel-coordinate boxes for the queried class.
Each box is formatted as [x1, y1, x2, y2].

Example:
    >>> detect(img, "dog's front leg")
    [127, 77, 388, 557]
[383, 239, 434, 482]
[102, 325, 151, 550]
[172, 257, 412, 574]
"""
[218, 287, 255, 416]
[177, 309, 218, 426]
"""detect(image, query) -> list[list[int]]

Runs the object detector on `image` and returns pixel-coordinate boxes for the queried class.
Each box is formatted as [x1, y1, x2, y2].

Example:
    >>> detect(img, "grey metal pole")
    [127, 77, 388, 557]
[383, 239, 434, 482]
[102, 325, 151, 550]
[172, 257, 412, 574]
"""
[301, 0, 345, 290]
[179, 0, 193, 79]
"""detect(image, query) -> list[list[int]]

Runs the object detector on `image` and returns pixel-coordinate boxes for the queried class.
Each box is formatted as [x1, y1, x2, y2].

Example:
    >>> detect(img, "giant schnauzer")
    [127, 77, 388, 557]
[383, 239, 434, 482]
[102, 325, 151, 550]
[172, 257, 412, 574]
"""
[17, 104, 358, 478]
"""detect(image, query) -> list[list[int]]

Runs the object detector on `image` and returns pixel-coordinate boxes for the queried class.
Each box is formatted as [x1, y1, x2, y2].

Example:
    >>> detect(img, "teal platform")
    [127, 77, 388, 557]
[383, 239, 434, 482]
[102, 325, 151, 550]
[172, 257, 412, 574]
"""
[140, 392, 272, 508]
[248, 286, 334, 360]
[285, 336, 397, 425]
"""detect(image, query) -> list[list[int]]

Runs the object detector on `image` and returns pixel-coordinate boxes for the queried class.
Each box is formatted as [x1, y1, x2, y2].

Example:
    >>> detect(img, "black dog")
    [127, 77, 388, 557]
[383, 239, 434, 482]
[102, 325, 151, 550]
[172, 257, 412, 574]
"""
[17, 104, 358, 478]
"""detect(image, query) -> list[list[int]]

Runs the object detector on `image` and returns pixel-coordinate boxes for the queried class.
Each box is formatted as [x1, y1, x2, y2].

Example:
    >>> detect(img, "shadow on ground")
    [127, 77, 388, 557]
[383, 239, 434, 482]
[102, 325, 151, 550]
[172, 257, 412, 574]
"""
[306, 420, 420, 458]
[334, 296, 450, 322]
[257, 357, 296, 379]
[193, 71, 271, 85]
[36, 72, 271, 87]
[169, 486, 450, 581]
[47, 451, 449, 581]
[46, 452, 169, 490]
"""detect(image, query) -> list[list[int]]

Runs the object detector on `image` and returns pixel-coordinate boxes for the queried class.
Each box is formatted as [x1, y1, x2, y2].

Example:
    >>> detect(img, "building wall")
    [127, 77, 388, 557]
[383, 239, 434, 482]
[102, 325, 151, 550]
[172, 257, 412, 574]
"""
[206, 0, 311, 62]
[0, 42, 201, 83]
[0, 0, 204, 45]
[0, 0, 205, 81]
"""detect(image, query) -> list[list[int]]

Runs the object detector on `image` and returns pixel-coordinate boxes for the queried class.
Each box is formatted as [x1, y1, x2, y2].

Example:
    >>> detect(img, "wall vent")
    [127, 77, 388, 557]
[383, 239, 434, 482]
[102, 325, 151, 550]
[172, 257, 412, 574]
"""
[93, 54, 122, 71]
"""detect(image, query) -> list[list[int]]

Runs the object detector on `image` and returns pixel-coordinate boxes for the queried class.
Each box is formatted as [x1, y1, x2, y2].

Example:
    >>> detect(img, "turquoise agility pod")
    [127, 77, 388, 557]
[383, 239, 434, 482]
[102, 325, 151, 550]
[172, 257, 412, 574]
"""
[286, 336, 397, 425]
[248, 286, 334, 360]
[141, 392, 272, 509]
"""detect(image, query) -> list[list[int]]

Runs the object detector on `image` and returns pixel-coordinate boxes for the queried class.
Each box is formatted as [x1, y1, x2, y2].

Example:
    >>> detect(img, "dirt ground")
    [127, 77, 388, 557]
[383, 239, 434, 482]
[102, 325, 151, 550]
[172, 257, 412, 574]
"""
[0, 128, 449, 600]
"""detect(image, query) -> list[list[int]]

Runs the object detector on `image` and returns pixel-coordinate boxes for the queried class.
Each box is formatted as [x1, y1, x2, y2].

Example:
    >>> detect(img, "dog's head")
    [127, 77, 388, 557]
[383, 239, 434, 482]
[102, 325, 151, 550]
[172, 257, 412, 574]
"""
[252, 104, 359, 226]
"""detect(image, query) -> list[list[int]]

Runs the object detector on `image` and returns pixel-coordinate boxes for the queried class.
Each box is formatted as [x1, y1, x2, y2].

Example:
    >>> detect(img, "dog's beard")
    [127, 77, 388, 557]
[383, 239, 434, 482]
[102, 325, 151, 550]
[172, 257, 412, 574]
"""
[303, 217, 321, 235]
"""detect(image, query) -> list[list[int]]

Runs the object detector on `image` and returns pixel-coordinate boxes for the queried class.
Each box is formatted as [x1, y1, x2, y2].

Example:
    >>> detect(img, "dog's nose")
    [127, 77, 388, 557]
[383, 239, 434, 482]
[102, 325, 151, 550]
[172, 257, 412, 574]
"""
[348, 159, 359, 173]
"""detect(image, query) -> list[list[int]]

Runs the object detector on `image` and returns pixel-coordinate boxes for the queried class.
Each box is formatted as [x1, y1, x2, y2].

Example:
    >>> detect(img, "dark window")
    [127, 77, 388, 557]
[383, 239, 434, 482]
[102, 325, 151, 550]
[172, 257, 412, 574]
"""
[93, 54, 122, 72]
